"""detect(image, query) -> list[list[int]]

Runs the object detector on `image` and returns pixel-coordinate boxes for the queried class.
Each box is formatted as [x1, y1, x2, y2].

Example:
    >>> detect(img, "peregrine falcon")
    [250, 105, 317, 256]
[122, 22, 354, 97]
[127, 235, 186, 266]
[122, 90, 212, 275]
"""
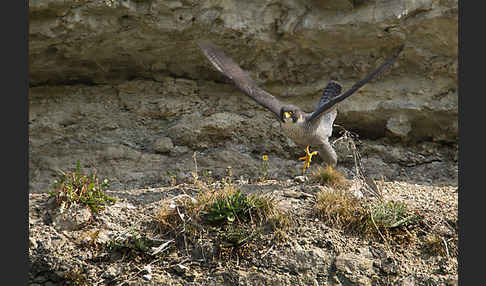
[199, 41, 404, 174]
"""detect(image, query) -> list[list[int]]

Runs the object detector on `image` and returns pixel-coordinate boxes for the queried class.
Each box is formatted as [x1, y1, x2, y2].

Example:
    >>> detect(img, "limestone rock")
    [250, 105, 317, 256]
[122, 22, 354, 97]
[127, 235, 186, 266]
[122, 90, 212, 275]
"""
[386, 114, 413, 138]
[49, 203, 92, 231]
[154, 137, 174, 154]
[168, 112, 245, 148]
[335, 252, 375, 286]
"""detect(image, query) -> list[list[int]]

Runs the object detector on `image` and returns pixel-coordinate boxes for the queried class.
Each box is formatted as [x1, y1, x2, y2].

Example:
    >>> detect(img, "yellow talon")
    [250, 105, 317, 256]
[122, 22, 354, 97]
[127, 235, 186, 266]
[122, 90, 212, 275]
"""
[298, 146, 318, 175]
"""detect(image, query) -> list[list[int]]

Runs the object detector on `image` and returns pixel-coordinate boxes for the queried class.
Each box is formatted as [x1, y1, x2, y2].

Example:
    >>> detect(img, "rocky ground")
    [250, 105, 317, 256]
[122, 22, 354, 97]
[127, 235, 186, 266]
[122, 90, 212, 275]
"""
[28, 139, 458, 285]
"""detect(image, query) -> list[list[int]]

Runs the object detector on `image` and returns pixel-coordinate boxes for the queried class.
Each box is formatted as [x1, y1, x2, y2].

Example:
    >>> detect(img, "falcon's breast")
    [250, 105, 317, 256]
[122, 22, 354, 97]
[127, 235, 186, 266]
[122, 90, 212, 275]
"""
[280, 120, 313, 147]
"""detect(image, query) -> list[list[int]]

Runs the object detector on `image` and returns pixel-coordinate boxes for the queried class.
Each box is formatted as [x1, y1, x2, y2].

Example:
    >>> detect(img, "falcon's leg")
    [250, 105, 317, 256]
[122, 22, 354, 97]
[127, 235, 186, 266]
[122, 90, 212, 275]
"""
[315, 141, 337, 167]
[298, 146, 318, 175]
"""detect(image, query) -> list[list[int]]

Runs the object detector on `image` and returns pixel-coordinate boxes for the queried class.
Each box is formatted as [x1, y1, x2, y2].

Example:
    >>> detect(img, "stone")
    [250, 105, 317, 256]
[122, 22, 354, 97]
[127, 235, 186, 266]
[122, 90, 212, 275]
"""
[335, 253, 375, 286]
[170, 145, 191, 157]
[50, 204, 92, 232]
[168, 112, 245, 148]
[173, 264, 189, 275]
[29, 237, 38, 249]
[142, 265, 152, 274]
[95, 229, 112, 245]
[294, 176, 308, 183]
[102, 266, 120, 279]
[386, 114, 412, 138]
[154, 137, 174, 154]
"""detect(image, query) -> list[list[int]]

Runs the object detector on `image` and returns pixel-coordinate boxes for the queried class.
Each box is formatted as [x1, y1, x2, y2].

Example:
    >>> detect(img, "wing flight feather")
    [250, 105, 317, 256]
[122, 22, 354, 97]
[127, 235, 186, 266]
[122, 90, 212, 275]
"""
[199, 41, 283, 119]
[307, 44, 405, 122]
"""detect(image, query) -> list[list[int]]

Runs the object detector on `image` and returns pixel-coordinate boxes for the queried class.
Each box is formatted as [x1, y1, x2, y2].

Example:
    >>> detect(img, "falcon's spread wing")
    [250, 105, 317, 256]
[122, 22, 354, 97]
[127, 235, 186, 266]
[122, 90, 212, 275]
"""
[198, 41, 284, 120]
[317, 81, 343, 109]
[307, 44, 405, 123]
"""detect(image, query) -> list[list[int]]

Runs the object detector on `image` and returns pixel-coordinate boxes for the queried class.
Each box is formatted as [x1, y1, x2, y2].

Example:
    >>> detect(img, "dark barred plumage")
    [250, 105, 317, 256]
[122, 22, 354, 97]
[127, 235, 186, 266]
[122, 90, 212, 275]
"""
[318, 81, 342, 108]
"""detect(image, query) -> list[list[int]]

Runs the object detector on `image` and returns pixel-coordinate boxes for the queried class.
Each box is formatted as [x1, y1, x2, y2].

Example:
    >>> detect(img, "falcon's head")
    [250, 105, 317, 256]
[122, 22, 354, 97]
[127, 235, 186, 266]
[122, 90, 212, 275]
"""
[280, 105, 304, 124]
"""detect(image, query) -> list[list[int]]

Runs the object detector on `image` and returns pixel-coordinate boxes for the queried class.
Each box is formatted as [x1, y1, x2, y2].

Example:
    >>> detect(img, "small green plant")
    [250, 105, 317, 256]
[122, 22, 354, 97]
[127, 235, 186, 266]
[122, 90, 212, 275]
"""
[218, 224, 261, 248]
[107, 231, 163, 258]
[364, 200, 422, 244]
[152, 181, 286, 265]
[46, 161, 116, 213]
[368, 200, 420, 229]
[203, 188, 274, 224]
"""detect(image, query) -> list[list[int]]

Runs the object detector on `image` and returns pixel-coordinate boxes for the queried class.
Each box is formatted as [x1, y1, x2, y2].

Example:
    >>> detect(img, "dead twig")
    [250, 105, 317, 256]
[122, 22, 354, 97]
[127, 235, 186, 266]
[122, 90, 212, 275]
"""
[261, 244, 275, 258]
[151, 239, 174, 255]
[442, 236, 450, 258]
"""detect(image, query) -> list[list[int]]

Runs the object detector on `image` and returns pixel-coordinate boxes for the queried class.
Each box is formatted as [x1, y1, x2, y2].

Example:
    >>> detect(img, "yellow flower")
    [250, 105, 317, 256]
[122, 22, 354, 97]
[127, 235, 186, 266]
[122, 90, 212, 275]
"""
[262, 154, 269, 161]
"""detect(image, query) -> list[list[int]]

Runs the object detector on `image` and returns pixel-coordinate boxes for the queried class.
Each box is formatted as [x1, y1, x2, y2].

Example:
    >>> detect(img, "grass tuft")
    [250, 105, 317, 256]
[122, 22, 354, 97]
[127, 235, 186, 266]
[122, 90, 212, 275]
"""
[218, 224, 261, 248]
[310, 165, 348, 188]
[367, 200, 418, 229]
[314, 188, 422, 244]
[178, 184, 277, 226]
[153, 183, 289, 260]
[364, 200, 423, 244]
[46, 161, 116, 214]
[204, 189, 275, 225]
[423, 234, 447, 256]
[314, 189, 367, 230]
[155, 202, 185, 234]
[422, 232, 456, 257]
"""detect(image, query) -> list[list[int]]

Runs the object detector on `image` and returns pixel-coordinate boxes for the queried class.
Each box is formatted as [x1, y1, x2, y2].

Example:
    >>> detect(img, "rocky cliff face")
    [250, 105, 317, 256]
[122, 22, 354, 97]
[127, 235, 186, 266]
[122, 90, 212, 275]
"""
[29, 0, 458, 193]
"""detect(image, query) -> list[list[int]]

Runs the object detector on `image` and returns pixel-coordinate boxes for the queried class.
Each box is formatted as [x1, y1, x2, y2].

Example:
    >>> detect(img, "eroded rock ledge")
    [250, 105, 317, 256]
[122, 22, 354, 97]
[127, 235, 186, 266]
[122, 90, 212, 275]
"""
[29, 0, 458, 193]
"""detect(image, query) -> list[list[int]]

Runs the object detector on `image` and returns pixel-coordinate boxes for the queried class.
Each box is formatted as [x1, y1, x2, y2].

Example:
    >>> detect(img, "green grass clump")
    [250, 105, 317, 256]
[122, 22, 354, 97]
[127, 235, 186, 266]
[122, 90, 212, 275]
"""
[368, 200, 419, 229]
[203, 188, 274, 225]
[364, 200, 423, 244]
[218, 224, 261, 248]
[107, 232, 156, 254]
[46, 161, 116, 213]
[154, 183, 289, 256]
